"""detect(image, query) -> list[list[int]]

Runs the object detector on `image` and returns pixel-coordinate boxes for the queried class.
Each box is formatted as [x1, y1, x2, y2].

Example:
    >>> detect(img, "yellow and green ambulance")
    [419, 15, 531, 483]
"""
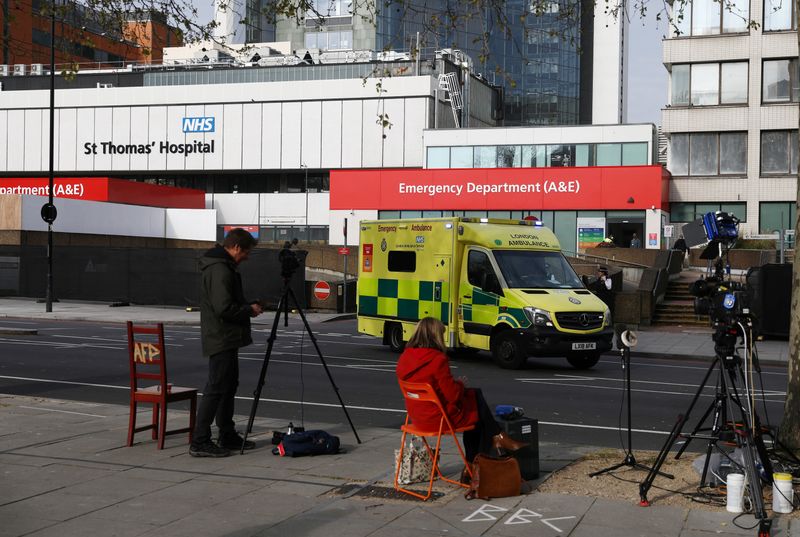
[356, 217, 613, 369]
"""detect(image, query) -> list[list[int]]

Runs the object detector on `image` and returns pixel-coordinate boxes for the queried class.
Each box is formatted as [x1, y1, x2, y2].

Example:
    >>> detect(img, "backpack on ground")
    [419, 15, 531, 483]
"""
[272, 430, 341, 457]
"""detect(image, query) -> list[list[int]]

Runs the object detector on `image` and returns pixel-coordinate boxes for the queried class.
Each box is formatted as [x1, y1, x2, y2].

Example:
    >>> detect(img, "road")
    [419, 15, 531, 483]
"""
[0, 317, 787, 452]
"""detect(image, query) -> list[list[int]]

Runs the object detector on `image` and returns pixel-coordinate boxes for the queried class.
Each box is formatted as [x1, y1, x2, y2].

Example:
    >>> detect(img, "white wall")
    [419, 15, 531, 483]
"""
[0, 77, 435, 174]
[329, 210, 378, 246]
[592, 4, 626, 125]
[18, 195, 215, 240]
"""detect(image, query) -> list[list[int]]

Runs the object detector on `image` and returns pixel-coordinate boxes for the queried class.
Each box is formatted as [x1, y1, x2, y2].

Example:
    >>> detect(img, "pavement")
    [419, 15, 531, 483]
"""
[0, 297, 796, 536]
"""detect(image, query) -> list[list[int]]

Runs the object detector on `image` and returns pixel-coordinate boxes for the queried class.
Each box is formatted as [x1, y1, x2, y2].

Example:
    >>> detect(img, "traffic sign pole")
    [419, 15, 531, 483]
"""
[343, 218, 348, 314]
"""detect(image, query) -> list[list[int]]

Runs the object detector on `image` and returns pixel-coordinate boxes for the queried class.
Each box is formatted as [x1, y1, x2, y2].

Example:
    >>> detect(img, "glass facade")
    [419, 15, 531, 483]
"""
[670, 202, 747, 222]
[427, 142, 650, 168]
[759, 202, 796, 234]
[375, 0, 583, 126]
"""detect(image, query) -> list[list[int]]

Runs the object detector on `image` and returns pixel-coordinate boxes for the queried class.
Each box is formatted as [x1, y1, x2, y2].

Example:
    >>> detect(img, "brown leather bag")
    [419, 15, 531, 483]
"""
[465, 453, 522, 500]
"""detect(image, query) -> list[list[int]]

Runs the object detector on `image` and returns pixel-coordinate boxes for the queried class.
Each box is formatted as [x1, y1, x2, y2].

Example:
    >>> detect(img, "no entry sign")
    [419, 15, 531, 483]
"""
[313, 281, 331, 301]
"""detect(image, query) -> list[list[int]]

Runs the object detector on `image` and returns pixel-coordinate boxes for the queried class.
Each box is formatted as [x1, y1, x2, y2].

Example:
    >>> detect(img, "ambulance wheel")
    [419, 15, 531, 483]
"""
[491, 332, 527, 369]
[387, 323, 405, 353]
[567, 353, 601, 369]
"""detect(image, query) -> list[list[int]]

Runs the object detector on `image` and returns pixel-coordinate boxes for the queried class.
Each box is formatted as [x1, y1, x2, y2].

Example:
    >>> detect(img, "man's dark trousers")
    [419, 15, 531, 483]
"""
[193, 348, 239, 445]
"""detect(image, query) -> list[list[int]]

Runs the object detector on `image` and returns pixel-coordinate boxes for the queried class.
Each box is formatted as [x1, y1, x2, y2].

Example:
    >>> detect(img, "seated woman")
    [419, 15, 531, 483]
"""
[395, 317, 526, 471]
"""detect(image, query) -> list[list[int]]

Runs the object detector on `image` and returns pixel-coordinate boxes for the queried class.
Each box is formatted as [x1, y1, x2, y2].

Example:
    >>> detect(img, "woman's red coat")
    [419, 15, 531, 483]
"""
[395, 347, 478, 431]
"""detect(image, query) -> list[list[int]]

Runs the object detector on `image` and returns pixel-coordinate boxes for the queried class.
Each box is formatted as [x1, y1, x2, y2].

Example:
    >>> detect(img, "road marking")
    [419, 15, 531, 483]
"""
[540, 516, 577, 532]
[504, 508, 541, 524]
[0, 375, 757, 436]
[18, 405, 106, 418]
[462, 504, 507, 522]
[515, 379, 784, 402]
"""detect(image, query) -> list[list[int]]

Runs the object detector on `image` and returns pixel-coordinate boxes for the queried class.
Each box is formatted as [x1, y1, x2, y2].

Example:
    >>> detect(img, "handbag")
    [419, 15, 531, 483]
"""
[465, 453, 523, 500]
[394, 436, 435, 484]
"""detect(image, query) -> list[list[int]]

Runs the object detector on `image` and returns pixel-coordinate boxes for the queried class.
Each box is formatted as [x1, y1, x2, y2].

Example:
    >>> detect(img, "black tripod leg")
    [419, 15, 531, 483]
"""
[241, 291, 286, 454]
[674, 358, 720, 459]
[287, 287, 362, 444]
[640, 414, 685, 506]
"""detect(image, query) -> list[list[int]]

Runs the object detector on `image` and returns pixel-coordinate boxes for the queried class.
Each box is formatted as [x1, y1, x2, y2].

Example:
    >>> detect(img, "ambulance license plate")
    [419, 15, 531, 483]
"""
[571, 342, 596, 351]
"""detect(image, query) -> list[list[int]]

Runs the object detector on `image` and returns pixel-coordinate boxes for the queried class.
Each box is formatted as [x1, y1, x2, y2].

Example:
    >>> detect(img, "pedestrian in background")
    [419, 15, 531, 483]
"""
[630, 233, 641, 248]
[190, 228, 263, 457]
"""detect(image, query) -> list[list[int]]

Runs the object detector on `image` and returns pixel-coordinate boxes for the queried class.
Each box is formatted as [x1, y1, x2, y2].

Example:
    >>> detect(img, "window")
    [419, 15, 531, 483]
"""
[763, 59, 799, 103]
[764, 0, 796, 30]
[497, 146, 521, 167]
[670, 134, 689, 175]
[426, 147, 449, 168]
[307, 0, 351, 17]
[522, 145, 546, 167]
[672, 62, 748, 106]
[474, 146, 497, 168]
[547, 145, 576, 167]
[761, 131, 799, 174]
[719, 132, 747, 174]
[622, 143, 649, 165]
[691, 64, 718, 105]
[303, 30, 353, 51]
[450, 147, 473, 168]
[672, 65, 690, 105]
[388, 251, 416, 272]
[760, 202, 796, 233]
[596, 144, 621, 166]
[467, 250, 497, 290]
[670, 202, 747, 223]
[690, 133, 718, 174]
[720, 63, 748, 103]
[673, 0, 750, 35]
[670, 132, 748, 176]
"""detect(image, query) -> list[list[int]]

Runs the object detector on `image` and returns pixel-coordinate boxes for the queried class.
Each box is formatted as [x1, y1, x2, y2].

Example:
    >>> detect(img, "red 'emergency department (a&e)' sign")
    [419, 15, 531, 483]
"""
[330, 166, 669, 211]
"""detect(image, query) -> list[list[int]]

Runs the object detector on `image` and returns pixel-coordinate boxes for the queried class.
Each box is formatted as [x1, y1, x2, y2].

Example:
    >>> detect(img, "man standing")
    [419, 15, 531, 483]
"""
[190, 228, 263, 457]
[630, 233, 641, 248]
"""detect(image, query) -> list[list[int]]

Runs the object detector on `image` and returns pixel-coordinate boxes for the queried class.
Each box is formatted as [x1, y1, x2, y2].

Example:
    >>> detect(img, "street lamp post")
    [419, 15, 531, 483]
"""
[43, 3, 57, 312]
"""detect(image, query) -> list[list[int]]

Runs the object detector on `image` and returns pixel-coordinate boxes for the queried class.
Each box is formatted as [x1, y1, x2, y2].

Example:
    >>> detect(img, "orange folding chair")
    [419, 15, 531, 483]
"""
[394, 380, 475, 500]
[126, 322, 197, 449]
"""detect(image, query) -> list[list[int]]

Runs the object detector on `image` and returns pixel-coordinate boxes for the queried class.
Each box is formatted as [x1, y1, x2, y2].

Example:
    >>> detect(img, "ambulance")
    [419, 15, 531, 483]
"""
[356, 217, 613, 369]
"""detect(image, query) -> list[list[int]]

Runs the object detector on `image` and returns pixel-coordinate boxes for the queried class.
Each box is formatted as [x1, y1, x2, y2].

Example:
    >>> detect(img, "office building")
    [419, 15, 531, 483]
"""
[662, 0, 798, 237]
[224, 0, 628, 125]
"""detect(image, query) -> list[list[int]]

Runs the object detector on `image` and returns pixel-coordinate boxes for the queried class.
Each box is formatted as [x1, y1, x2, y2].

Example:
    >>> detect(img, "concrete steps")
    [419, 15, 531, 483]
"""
[652, 274, 710, 326]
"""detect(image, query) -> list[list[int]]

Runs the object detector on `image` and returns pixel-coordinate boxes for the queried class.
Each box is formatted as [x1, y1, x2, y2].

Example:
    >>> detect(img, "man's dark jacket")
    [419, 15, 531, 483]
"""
[199, 245, 253, 356]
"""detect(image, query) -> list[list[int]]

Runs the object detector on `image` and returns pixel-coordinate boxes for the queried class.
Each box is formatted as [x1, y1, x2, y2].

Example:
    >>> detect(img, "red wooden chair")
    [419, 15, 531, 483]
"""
[126, 322, 197, 449]
[394, 380, 475, 500]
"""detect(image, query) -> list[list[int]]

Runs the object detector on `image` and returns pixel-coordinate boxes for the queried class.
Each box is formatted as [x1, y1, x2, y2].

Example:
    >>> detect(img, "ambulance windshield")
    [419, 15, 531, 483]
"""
[494, 250, 583, 289]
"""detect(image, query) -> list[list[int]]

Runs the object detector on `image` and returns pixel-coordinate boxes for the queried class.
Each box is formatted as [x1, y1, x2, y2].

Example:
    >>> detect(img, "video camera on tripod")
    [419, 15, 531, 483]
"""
[278, 238, 300, 281]
[683, 212, 749, 320]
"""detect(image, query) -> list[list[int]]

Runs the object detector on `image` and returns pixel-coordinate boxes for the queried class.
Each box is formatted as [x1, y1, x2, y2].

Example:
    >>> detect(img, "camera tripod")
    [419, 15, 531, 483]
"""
[241, 279, 362, 453]
[639, 324, 772, 536]
[590, 327, 673, 479]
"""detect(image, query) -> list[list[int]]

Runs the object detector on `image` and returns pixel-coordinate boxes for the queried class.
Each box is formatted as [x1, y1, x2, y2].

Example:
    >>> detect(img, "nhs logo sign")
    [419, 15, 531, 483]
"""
[181, 117, 215, 133]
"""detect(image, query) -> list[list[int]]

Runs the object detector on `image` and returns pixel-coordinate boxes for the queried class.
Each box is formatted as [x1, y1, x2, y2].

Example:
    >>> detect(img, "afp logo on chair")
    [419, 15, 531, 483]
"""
[181, 117, 215, 133]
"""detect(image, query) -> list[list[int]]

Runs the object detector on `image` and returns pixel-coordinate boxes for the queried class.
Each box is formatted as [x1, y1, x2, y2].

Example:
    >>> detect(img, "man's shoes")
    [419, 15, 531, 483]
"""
[492, 432, 529, 453]
[189, 441, 230, 458]
[219, 432, 256, 451]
